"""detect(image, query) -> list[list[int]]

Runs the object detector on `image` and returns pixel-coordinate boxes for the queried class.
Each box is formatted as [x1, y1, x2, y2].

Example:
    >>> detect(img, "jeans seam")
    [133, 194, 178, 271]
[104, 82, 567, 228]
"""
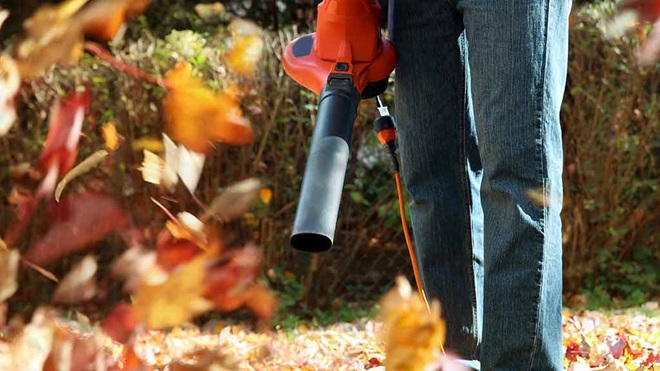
[458, 35, 479, 360]
[528, 0, 552, 369]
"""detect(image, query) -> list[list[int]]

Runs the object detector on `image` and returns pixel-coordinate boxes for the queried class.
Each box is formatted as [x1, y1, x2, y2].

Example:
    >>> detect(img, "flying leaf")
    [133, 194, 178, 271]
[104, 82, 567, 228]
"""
[225, 19, 264, 76]
[54, 149, 109, 202]
[203, 246, 274, 319]
[200, 178, 262, 222]
[15, 0, 88, 78]
[259, 187, 272, 205]
[110, 247, 165, 292]
[132, 136, 164, 152]
[25, 192, 130, 265]
[37, 88, 91, 199]
[140, 149, 165, 185]
[52, 255, 97, 304]
[0, 9, 8, 29]
[0, 55, 19, 136]
[163, 62, 254, 153]
[9, 308, 57, 371]
[102, 122, 121, 150]
[605, 0, 660, 65]
[156, 229, 202, 272]
[0, 247, 19, 302]
[102, 303, 137, 344]
[378, 276, 446, 371]
[133, 254, 213, 330]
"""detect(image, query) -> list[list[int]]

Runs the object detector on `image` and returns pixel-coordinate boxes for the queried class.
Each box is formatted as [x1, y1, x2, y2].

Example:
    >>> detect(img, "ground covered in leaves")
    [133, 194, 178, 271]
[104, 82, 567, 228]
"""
[119, 304, 658, 370]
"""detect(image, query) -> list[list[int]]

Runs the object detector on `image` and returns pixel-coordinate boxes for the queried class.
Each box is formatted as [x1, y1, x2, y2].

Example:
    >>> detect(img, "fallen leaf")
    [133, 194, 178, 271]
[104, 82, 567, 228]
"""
[200, 178, 262, 222]
[25, 192, 130, 265]
[10, 308, 57, 370]
[52, 255, 98, 304]
[37, 88, 91, 199]
[54, 149, 109, 202]
[164, 62, 253, 153]
[134, 254, 213, 330]
[171, 349, 240, 371]
[0, 248, 19, 302]
[0, 55, 19, 136]
[378, 276, 446, 371]
[102, 121, 121, 150]
[102, 303, 137, 344]
[225, 19, 264, 76]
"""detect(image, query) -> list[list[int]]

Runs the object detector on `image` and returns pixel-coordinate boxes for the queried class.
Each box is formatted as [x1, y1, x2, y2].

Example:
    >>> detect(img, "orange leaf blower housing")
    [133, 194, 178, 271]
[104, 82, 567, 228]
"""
[283, 0, 398, 253]
[283, 0, 397, 98]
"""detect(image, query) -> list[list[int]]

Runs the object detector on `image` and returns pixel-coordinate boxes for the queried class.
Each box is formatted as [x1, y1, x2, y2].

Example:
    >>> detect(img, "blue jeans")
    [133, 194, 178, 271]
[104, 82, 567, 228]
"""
[389, 0, 569, 369]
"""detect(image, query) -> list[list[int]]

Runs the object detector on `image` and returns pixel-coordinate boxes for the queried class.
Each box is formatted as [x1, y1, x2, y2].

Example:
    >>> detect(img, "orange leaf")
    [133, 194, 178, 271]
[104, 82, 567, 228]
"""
[155, 228, 201, 272]
[76, 0, 128, 41]
[163, 62, 253, 153]
[102, 303, 137, 344]
[102, 121, 120, 150]
[225, 19, 264, 76]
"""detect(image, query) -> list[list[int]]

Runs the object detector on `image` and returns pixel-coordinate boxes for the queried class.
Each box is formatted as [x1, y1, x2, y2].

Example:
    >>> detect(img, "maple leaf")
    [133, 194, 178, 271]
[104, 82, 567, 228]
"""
[0, 54, 19, 137]
[52, 255, 98, 304]
[133, 254, 213, 330]
[37, 88, 91, 199]
[25, 192, 130, 265]
[378, 276, 446, 371]
[163, 62, 254, 154]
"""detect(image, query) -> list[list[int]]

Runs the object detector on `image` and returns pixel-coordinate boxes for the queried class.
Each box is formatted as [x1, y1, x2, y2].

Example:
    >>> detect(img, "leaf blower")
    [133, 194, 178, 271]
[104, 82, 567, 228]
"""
[283, 0, 428, 306]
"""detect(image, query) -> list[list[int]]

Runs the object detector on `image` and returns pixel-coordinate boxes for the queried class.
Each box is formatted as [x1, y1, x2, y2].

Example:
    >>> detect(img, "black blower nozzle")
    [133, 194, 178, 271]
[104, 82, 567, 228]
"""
[290, 76, 360, 253]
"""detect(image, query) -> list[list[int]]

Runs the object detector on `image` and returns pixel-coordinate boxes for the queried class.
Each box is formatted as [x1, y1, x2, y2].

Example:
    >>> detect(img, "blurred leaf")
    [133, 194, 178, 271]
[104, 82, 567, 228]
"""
[132, 137, 164, 152]
[15, 0, 88, 78]
[102, 303, 137, 344]
[54, 149, 108, 202]
[111, 247, 164, 292]
[200, 178, 261, 222]
[164, 62, 253, 153]
[139, 149, 164, 185]
[0, 55, 19, 136]
[9, 308, 57, 370]
[52, 255, 97, 304]
[156, 228, 202, 272]
[37, 88, 91, 199]
[0, 9, 8, 29]
[194, 2, 227, 23]
[0, 247, 19, 302]
[134, 254, 213, 330]
[225, 19, 264, 76]
[102, 121, 120, 151]
[259, 188, 272, 205]
[171, 349, 239, 371]
[76, 0, 150, 41]
[25, 192, 130, 265]
[378, 276, 446, 371]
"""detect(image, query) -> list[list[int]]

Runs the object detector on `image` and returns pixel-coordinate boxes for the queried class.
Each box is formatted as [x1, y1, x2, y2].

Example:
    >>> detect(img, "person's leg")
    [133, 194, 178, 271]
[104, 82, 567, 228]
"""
[458, 0, 570, 369]
[389, 0, 484, 366]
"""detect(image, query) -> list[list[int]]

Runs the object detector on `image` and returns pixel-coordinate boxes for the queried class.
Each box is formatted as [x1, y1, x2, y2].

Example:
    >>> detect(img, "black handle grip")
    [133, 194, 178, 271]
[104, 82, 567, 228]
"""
[290, 77, 360, 253]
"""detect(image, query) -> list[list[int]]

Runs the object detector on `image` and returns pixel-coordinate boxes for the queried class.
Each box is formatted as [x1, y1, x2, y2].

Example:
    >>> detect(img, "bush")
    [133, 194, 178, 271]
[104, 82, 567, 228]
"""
[561, 3, 659, 307]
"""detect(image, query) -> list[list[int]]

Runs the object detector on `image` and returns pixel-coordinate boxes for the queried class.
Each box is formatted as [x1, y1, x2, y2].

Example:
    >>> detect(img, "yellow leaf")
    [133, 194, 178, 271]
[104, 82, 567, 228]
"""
[225, 19, 264, 76]
[259, 188, 272, 205]
[102, 122, 120, 150]
[163, 62, 253, 154]
[132, 137, 164, 152]
[133, 254, 213, 330]
[378, 276, 446, 371]
[0, 248, 19, 302]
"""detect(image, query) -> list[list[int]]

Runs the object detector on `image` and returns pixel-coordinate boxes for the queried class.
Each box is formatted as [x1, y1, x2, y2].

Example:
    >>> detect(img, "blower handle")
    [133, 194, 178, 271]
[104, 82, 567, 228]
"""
[290, 76, 360, 253]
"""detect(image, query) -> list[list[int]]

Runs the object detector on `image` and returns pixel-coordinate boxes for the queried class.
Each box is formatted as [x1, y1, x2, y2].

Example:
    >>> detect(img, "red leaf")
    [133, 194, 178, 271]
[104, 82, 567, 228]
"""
[621, 0, 660, 21]
[102, 303, 137, 344]
[24, 192, 129, 265]
[37, 88, 90, 197]
[155, 229, 200, 271]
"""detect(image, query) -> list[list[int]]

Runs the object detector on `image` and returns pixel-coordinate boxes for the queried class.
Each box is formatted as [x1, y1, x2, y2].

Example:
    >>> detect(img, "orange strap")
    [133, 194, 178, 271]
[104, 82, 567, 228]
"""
[394, 171, 430, 311]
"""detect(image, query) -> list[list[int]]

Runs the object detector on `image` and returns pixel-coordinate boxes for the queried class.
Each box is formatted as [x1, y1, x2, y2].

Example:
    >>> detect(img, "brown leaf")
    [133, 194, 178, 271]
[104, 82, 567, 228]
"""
[200, 178, 262, 222]
[0, 247, 19, 302]
[102, 303, 137, 344]
[171, 349, 239, 371]
[110, 247, 164, 292]
[52, 255, 98, 304]
[54, 149, 109, 202]
[25, 192, 130, 265]
[15, 0, 87, 78]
